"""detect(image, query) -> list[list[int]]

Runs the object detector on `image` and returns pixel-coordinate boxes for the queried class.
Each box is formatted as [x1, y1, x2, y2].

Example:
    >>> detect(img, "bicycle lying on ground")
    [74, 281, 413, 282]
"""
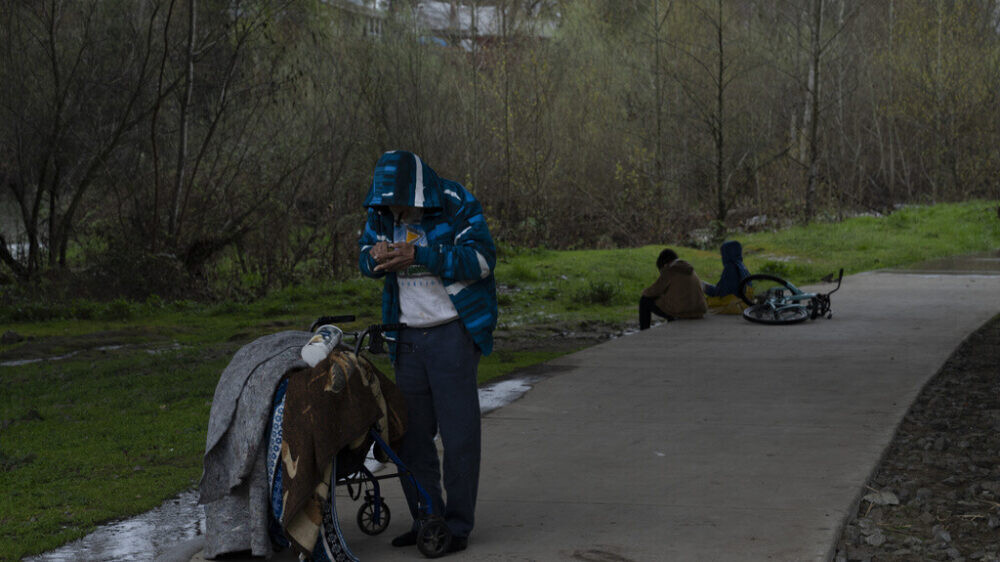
[736, 269, 844, 325]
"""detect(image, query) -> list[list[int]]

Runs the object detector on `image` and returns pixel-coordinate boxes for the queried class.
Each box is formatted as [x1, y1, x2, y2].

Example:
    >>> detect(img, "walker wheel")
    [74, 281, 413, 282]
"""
[356, 498, 390, 535]
[417, 518, 451, 558]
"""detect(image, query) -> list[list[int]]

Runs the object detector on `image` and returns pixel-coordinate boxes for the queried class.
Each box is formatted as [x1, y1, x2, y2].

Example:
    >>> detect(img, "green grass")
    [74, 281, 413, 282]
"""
[0, 346, 234, 560]
[494, 200, 1000, 328]
[1, 200, 998, 559]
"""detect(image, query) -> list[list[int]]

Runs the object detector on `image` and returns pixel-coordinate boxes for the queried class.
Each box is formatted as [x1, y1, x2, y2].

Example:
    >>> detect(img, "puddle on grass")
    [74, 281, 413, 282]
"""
[0, 353, 79, 367]
[24, 490, 205, 562]
[0, 343, 185, 368]
[882, 250, 1000, 275]
[29, 376, 548, 561]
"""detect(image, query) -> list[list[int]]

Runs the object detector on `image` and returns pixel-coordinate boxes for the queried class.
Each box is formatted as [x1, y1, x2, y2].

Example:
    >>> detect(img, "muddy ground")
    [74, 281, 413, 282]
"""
[835, 315, 1000, 562]
[493, 319, 636, 353]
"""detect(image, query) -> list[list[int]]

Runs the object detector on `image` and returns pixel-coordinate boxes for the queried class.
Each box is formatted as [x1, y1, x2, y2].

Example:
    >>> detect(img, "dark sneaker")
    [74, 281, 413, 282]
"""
[391, 530, 417, 547]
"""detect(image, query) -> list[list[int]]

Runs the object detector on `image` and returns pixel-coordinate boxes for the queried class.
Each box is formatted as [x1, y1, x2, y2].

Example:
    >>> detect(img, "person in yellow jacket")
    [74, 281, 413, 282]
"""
[639, 248, 707, 329]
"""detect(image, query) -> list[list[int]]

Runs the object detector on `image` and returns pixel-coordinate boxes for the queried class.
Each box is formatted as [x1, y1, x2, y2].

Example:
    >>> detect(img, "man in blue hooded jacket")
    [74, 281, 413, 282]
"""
[358, 150, 497, 554]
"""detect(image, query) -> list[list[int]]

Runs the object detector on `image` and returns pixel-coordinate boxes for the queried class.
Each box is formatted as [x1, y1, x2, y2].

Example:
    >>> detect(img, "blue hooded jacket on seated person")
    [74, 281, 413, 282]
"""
[703, 240, 750, 297]
[358, 150, 498, 356]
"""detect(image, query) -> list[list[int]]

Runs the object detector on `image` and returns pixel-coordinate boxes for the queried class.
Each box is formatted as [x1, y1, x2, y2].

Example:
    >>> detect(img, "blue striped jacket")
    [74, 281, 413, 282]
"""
[358, 151, 498, 356]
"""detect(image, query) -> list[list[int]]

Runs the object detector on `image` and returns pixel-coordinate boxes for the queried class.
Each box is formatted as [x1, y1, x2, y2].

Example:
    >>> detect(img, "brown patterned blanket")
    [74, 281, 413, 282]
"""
[279, 350, 406, 556]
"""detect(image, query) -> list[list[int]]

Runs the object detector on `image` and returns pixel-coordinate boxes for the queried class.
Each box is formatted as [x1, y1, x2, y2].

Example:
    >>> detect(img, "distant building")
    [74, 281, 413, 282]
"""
[319, 0, 557, 47]
[318, 0, 388, 37]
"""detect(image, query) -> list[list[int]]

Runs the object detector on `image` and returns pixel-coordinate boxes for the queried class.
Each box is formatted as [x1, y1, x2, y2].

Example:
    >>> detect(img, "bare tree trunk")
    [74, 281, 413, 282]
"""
[653, 0, 666, 188]
[932, 0, 944, 203]
[150, 0, 177, 253]
[714, 0, 726, 222]
[48, 164, 59, 267]
[470, 0, 480, 189]
[170, 0, 196, 239]
[501, 3, 512, 222]
[803, 0, 823, 222]
[886, 0, 899, 199]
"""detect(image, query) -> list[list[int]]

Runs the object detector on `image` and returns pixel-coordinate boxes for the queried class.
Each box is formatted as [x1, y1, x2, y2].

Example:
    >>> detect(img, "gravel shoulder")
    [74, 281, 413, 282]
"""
[836, 314, 1000, 562]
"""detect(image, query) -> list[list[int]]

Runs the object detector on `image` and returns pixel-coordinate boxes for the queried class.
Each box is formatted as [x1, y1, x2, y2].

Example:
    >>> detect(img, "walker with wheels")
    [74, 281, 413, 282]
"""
[306, 315, 452, 560]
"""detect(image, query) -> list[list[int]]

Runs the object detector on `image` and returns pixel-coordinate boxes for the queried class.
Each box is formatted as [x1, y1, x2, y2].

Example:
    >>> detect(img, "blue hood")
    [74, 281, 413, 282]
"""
[364, 150, 444, 210]
[720, 240, 744, 265]
[704, 240, 750, 297]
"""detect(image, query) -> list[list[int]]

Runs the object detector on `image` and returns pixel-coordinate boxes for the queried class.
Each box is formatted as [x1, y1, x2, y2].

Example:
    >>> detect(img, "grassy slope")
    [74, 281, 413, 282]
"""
[499, 202, 999, 329]
[0, 200, 997, 559]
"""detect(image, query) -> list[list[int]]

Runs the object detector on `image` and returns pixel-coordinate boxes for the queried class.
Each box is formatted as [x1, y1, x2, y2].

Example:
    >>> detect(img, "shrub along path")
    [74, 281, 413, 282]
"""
[170, 266, 1000, 561]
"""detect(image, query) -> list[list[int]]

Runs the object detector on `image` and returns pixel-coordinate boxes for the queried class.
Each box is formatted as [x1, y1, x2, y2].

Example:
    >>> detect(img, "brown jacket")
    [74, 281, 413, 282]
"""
[641, 259, 708, 319]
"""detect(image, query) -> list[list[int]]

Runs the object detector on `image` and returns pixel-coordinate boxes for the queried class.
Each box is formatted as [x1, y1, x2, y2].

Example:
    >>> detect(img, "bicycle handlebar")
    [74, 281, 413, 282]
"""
[828, 269, 845, 296]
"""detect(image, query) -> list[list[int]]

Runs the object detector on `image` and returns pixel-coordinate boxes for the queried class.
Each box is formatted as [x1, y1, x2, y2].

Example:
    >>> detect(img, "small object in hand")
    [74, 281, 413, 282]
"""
[301, 325, 343, 367]
[374, 242, 415, 272]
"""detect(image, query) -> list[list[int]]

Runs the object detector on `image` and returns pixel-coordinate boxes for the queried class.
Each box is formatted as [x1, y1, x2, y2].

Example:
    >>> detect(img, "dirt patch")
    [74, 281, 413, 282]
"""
[835, 315, 1000, 562]
[494, 320, 633, 353]
[0, 328, 175, 362]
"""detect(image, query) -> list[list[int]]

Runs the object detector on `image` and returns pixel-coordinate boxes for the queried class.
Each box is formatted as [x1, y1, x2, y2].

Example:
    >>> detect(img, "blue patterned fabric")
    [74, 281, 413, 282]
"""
[266, 378, 290, 549]
[359, 151, 498, 357]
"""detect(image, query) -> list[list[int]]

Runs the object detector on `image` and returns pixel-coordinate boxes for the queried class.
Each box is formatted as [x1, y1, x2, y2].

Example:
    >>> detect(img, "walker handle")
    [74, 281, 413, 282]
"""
[310, 315, 356, 332]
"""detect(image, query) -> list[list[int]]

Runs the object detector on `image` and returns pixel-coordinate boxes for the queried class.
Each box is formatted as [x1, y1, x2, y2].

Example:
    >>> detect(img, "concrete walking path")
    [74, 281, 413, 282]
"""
[173, 269, 1000, 562]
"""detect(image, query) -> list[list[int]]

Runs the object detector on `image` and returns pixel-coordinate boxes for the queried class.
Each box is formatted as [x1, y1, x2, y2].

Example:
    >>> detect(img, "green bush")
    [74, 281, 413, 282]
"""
[145, 294, 165, 309]
[3, 301, 60, 322]
[505, 262, 541, 283]
[69, 299, 98, 320]
[101, 298, 135, 321]
[572, 279, 621, 305]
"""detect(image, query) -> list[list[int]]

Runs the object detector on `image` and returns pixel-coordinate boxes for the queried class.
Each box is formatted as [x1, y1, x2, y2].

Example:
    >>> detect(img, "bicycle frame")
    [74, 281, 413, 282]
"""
[739, 269, 844, 324]
[757, 289, 810, 317]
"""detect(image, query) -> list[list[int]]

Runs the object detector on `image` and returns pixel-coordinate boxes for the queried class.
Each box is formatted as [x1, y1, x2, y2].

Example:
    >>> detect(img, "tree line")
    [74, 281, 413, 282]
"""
[1, 0, 998, 299]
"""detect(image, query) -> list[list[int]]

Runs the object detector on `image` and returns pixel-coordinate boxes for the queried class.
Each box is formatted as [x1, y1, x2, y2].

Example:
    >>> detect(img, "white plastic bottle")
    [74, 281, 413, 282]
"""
[301, 325, 343, 367]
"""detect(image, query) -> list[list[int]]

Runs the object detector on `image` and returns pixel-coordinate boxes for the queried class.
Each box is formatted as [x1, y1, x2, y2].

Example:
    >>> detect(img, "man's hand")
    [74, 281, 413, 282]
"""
[370, 241, 391, 264]
[374, 242, 416, 273]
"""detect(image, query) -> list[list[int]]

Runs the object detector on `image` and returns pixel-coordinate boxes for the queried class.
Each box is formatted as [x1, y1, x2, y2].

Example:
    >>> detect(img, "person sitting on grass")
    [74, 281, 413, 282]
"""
[639, 248, 707, 330]
[702, 240, 751, 314]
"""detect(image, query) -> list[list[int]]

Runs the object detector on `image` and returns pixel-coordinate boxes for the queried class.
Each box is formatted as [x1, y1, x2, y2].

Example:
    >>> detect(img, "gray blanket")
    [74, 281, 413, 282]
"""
[198, 330, 310, 558]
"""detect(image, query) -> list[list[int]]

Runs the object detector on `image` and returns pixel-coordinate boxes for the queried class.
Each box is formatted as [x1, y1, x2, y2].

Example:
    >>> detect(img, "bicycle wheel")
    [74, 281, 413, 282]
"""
[737, 274, 799, 306]
[742, 303, 810, 325]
